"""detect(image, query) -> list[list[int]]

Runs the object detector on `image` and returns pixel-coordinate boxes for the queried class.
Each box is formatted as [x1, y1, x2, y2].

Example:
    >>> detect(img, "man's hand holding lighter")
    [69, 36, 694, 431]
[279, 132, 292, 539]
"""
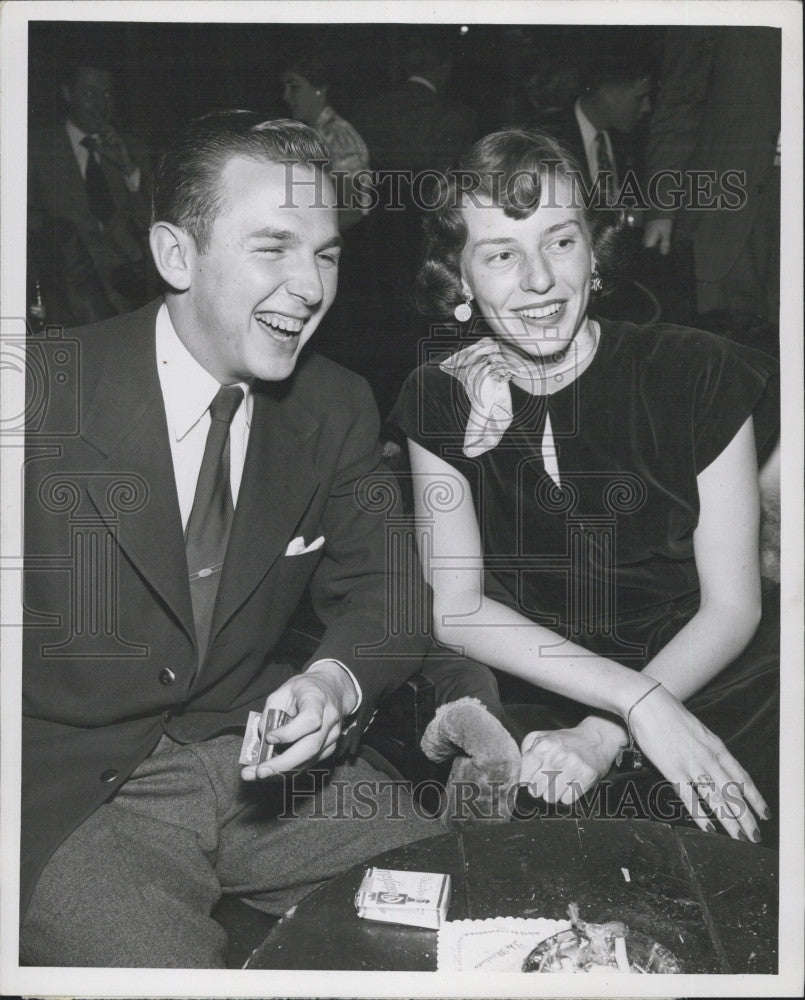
[240, 660, 358, 781]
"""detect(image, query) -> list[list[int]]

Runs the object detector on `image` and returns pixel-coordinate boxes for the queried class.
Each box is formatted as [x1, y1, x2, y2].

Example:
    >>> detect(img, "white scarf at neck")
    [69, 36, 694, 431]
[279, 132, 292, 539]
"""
[439, 327, 599, 470]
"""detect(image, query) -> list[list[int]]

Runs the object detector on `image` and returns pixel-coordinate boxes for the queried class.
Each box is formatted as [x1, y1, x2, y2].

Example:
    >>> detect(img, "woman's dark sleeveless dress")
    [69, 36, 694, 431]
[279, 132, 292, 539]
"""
[390, 320, 780, 829]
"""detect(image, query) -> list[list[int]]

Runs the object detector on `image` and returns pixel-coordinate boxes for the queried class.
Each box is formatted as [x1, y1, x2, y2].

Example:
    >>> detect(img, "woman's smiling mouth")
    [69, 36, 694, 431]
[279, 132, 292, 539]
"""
[514, 301, 565, 321]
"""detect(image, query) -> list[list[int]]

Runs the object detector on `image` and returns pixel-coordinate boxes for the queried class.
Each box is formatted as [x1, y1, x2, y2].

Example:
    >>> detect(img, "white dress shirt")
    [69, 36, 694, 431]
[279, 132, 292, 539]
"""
[156, 303, 252, 527]
[574, 99, 618, 187]
[154, 303, 361, 709]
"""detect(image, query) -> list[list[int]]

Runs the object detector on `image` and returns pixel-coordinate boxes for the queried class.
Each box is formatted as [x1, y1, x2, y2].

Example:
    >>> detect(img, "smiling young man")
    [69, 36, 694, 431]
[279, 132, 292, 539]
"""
[21, 112, 434, 968]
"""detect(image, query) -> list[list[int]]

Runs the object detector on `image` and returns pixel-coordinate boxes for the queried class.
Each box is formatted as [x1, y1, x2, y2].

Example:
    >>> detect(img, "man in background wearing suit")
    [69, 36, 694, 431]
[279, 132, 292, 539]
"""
[27, 57, 153, 326]
[21, 112, 434, 968]
[540, 43, 697, 327]
[540, 47, 654, 207]
[359, 28, 477, 178]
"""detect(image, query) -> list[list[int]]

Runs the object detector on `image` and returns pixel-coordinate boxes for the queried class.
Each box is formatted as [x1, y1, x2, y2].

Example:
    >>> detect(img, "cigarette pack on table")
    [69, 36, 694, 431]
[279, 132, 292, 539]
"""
[355, 868, 451, 929]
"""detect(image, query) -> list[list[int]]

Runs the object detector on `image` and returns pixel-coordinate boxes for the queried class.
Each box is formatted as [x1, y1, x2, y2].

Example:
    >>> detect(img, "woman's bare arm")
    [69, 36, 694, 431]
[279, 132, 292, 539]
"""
[583, 417, 762, 755]
[409, 425, 769, 840]
[407, 437, 652, 719]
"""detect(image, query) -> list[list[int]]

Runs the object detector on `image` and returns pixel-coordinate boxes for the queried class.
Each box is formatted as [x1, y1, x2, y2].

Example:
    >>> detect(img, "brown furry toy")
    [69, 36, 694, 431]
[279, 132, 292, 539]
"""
[420, 697, 521, 826]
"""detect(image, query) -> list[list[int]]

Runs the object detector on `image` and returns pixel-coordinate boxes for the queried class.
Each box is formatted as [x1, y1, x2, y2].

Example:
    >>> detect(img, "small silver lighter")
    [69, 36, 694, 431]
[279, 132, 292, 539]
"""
[258, 708, 290, 764]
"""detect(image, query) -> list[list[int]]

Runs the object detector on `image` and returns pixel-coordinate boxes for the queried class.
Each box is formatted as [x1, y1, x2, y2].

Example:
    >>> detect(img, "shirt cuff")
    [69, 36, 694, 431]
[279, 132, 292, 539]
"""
[123, 166, 141, 193]
[306, 658, 362, 716]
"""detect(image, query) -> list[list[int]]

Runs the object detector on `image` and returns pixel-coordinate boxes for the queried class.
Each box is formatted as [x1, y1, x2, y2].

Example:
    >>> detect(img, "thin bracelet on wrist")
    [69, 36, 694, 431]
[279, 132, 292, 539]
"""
[615, 680, 663, 770]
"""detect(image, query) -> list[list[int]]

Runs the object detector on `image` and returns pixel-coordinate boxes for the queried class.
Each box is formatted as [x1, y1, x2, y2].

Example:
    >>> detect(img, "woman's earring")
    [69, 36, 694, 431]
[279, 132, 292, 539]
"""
[454, 293, 473, 323]
[590, 270, 603, 294]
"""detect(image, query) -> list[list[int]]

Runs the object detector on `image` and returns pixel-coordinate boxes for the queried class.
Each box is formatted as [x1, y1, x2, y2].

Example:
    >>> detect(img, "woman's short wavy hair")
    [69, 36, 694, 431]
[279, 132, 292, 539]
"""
[416, 128, 624, 318]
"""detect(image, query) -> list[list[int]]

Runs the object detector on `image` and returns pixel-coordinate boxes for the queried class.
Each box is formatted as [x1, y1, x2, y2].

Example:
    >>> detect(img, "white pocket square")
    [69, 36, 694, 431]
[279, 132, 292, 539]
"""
[285, 535, 325, 556]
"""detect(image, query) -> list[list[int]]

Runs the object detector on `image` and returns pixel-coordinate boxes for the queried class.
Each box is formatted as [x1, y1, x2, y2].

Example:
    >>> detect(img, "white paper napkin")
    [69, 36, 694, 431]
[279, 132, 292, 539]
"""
[437, 917, 571, 971]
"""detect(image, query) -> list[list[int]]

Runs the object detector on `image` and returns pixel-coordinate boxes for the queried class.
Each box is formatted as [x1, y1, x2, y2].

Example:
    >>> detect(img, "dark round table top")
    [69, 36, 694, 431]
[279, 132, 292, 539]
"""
[246, 817, 777, 974]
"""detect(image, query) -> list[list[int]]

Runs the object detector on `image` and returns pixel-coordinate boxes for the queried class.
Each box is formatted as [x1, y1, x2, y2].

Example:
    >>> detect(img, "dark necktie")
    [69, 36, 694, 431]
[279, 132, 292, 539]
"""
[594, 131, 616, 206]
[81, 135, 116, 226]
[185, 385, 244, 666]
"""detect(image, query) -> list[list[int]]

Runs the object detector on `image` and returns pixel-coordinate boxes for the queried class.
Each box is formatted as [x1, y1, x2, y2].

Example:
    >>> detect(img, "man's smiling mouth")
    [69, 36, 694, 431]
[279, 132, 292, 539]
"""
[256, 312, 306, 338]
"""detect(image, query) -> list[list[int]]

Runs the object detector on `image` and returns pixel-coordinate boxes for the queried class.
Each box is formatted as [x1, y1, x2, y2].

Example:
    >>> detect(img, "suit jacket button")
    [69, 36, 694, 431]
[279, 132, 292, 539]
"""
[162, 709, 173, 723]
[159, 668, 176, 686]
[100, 769, 118, 783]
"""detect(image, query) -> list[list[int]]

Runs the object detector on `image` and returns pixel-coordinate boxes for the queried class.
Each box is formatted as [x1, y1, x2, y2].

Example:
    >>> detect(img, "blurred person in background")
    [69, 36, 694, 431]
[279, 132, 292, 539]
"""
[642, 27, 780, 346]
[281, 50, 371, 231]
[358, 27, 478, 178]
[539, 34, 696, 326]
[539, 40, 655, 212]
[28, 55, 154, 327]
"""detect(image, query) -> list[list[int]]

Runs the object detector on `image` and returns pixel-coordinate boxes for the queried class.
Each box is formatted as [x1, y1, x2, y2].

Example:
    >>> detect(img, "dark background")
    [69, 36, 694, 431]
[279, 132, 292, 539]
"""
[27, 21, 781, 410]
[26, 20, 671, 415]
[28, 20, 664, 147]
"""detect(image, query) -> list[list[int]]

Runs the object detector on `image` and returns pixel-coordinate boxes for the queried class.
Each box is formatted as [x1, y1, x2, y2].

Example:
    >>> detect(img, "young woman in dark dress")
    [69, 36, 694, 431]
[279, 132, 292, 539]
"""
[389, 129, 779, 842]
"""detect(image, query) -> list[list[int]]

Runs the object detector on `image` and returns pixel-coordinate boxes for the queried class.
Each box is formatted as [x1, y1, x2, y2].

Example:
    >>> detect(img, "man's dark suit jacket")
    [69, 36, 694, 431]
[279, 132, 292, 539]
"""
[27, 120, 153, 324]
[21, 299, 428, 915]
[538, 107, 643, 196]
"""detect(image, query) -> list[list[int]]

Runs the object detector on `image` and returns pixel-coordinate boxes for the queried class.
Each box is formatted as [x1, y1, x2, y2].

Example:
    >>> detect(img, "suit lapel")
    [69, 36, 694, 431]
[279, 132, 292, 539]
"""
[211, 385, 320, 636]
[80, 309, 322, 650]
[80, 303, 195, 640]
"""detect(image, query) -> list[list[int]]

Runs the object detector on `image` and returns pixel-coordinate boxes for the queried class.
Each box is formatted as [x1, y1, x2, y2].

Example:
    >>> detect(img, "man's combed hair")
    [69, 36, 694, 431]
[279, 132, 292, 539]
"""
[416, 128, 623, 318]
[152, 111, 330, 252]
